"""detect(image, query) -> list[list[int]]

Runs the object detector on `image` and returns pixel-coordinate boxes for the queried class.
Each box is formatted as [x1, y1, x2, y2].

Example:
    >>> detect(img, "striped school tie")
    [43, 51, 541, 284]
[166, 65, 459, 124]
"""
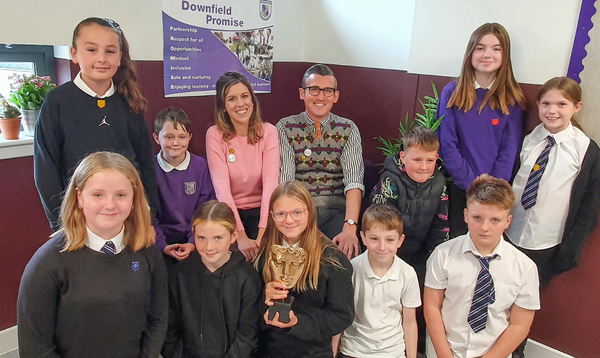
[468, 254, 498, 333]
[101, 241, 116, 255]
[521, 136, 555, 210]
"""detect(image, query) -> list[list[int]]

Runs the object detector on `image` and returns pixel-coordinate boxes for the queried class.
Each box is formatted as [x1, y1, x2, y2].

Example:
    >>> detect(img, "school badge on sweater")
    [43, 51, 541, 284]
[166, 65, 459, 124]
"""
[185, 181, 196, 195]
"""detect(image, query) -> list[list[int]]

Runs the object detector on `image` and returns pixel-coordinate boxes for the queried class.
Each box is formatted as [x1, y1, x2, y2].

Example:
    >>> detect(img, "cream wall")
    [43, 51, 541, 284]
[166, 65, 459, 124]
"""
[408, 0, 582, 84]
[0, 0, 584, 84]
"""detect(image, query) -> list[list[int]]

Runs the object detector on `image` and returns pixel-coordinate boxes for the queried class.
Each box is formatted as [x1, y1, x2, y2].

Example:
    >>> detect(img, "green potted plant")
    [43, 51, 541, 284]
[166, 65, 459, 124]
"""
[8, 74, 56, 136]
[375, 81, 445, 159]
[0, 96, 22, 140]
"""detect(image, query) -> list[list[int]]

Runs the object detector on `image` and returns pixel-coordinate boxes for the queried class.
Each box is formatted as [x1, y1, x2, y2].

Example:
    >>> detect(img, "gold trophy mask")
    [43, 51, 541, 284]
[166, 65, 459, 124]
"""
[267, 245, 307, 323]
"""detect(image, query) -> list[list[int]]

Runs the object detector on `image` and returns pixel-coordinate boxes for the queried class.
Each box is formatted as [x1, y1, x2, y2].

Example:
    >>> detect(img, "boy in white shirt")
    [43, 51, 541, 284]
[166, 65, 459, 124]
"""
[339, 204, 421, 358]
[424, 174, 540, 358]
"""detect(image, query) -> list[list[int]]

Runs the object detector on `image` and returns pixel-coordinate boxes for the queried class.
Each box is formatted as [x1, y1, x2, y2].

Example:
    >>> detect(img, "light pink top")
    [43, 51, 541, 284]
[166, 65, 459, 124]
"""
[206, 122, 280, 232]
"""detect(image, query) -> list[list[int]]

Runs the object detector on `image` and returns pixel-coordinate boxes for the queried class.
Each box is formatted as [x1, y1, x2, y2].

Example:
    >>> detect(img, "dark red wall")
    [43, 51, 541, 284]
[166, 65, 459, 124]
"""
[2, 60, 598, 357]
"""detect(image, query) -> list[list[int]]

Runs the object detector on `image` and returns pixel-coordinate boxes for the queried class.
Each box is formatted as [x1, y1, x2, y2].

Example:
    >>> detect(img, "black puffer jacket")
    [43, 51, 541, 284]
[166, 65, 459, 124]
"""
[371, 152, 448, 277]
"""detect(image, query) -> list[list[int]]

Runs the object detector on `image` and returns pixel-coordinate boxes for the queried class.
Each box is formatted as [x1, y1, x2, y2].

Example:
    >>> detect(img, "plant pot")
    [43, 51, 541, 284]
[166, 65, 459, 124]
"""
[0, 117, 22, 140]
[21, 109, 40, 137]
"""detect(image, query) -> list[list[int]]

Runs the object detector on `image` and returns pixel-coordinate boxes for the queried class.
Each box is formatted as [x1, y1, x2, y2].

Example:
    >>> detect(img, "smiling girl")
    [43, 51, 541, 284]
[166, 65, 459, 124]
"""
[437, 23, 526, 238]
[507, 77, 600, 286]
[18, 152, 167, 358]
[34, 17, 157, 232]
[206, 71, 280, 260]
[162, 200, 261, 358]
[253, 180, 354, 358]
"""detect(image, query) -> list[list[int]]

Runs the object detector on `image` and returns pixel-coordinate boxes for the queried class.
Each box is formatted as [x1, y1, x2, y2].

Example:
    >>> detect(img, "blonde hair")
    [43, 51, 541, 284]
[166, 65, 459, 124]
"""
[214, 71, 264, 145]
[191, 200, 237, 235]
[537, 76, 584, 131]
[253, 181, 340, 292]
[448, 23, 526, 115]
[466, 174, 515, 211]
[55, 151, 153, 252]
[362, 204, 404, 235]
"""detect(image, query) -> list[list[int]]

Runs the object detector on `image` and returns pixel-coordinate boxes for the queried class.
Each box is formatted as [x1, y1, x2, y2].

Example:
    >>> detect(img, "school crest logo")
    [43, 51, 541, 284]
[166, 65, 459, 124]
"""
[260, 0, 272, 20]
[132, 262, 140, 271]
[184, 181, 196, 195]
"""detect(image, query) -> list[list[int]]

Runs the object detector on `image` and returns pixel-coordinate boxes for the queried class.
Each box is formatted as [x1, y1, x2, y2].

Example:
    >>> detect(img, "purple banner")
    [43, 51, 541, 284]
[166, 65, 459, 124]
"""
[162, 12, 273, 97]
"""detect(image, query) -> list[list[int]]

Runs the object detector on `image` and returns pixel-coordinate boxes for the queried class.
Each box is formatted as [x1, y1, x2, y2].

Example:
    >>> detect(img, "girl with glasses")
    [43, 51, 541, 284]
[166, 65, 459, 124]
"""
[253, 180, 354, 357]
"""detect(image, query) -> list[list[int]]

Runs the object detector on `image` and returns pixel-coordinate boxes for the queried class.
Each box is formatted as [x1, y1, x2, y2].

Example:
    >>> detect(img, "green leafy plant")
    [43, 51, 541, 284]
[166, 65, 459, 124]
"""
[8, 74, 56, 110]
[375, 81, 444, 158]
[0, 97, 21, 119]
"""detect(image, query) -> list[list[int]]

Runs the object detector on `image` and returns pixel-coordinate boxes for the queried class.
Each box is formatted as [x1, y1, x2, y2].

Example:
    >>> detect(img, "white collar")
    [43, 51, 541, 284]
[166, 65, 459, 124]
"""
[282, 238, 300, 248]
[157, 150, 190, 172]
[86, 225, 125, 254]
[364, 252, 400, 281]
[533, 123, 574, 145]
[462, 232, 505, 259]
[474, 78, 495, 90]
[73, 72, 116, 98]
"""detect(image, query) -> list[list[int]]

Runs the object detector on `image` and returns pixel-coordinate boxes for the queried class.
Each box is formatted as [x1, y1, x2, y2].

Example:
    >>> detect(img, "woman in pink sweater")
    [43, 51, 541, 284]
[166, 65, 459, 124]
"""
[206, 71, 280, 260]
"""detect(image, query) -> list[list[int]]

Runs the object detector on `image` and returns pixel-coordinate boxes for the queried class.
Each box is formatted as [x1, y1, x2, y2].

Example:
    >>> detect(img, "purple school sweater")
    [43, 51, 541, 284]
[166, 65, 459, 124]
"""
[437, 81, 523, 190]
[154, 153, 216, 250]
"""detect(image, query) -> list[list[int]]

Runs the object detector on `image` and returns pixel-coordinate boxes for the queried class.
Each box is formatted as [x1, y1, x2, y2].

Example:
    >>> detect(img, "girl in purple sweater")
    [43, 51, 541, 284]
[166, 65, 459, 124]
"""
[437, 23, 526, 237]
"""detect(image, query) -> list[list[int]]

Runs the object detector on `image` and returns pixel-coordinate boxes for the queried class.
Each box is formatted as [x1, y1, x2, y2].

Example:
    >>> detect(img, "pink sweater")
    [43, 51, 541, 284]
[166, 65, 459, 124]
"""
[206, 123, 280, 231]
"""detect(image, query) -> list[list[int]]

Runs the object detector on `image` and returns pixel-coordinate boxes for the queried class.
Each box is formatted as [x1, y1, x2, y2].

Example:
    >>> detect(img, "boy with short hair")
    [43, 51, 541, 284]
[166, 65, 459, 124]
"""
[424, 174, 540, 358]
[371, 126, 448, 283]
[153, 106, 216, 263]
[339, 204, 421, 358]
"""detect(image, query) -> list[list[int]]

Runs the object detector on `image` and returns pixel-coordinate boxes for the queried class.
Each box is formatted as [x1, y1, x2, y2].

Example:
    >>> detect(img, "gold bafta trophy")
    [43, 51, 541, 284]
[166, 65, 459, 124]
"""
[267, 245, 307, 323]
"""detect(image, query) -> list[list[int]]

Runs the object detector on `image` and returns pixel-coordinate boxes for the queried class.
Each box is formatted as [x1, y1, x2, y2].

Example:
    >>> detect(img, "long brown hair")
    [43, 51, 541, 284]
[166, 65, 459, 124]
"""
[55, 151, 153, 252]
[448, 23, 525, 115]
[72, 17, 148, 113]
[214, 71, 264, 145]
[253, 181, 340, 291]
[537, 76, 584, 131]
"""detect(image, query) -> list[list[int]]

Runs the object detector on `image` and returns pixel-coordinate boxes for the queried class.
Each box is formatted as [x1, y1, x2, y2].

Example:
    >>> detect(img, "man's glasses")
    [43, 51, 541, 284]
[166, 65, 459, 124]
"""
[303, 86, 336, 97]
[271, 209, 307, 222]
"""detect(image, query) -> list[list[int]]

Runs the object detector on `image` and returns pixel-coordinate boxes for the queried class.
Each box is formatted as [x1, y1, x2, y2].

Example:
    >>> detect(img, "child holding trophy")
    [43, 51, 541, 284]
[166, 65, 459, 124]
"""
[254, 181, 354, 358]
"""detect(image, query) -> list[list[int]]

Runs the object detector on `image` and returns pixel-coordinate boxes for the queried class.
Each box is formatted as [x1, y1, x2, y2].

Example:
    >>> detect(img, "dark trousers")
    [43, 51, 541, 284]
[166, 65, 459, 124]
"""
[448, 181, 468, 239]
[508, 242, 561, 357]
[316, 206, 346, 240]
[239, 207, 261, 240]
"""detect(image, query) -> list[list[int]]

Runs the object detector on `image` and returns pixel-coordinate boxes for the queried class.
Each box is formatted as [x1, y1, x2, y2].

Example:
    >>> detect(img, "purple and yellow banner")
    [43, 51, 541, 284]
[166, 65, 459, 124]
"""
[162, 0, 274, 97]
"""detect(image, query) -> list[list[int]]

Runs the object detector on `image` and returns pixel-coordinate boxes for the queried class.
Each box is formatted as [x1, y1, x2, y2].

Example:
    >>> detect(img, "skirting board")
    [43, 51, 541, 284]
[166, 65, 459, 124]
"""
[525, 339, 576, 358]
[0, 326, 17, 356]
[0, 325, 577, 358]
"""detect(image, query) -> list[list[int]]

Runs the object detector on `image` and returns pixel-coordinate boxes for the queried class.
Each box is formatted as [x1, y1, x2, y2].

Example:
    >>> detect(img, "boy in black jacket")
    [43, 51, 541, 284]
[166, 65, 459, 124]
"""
[162, 201, 262, 358]
[371, 126, 448, 283]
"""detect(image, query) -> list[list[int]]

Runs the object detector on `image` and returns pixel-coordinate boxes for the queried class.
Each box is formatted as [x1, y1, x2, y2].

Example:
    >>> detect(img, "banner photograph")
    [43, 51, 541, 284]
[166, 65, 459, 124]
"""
[162, 0, 273, 97]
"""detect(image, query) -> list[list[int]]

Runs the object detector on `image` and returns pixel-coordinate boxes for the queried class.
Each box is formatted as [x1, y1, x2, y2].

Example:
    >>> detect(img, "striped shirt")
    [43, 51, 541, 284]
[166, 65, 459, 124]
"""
[277, 112, 364, 201]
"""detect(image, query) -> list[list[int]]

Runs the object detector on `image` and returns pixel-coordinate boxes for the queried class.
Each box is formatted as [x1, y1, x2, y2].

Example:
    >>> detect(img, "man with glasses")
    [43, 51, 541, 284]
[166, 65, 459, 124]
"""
[276, 64, 364, 259]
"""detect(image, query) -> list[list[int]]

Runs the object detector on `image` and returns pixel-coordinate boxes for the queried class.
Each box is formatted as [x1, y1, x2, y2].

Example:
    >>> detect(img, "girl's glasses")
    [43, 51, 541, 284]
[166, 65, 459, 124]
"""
[271, 209, 307, 222]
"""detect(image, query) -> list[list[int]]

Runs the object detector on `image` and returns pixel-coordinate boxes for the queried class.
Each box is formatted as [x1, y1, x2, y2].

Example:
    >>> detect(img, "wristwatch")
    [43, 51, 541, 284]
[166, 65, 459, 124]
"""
[344, 219, 356, 226]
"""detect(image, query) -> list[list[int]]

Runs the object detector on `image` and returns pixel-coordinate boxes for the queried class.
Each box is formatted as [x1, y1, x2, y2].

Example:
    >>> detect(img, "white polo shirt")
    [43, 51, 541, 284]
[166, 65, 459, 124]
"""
[341, 251, 421, 358]
[425, 234, 540, 358]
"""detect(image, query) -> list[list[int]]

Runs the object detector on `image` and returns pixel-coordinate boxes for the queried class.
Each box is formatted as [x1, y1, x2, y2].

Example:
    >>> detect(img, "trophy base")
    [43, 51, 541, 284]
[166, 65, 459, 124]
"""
[268, 296, 295, 323]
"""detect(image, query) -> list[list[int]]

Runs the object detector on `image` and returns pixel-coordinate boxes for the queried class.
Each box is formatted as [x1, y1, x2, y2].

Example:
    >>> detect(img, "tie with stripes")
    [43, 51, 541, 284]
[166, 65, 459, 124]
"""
[101, 241, 116, 255]
[521, 136, 555, 210]
[468, 254, 498, 333]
